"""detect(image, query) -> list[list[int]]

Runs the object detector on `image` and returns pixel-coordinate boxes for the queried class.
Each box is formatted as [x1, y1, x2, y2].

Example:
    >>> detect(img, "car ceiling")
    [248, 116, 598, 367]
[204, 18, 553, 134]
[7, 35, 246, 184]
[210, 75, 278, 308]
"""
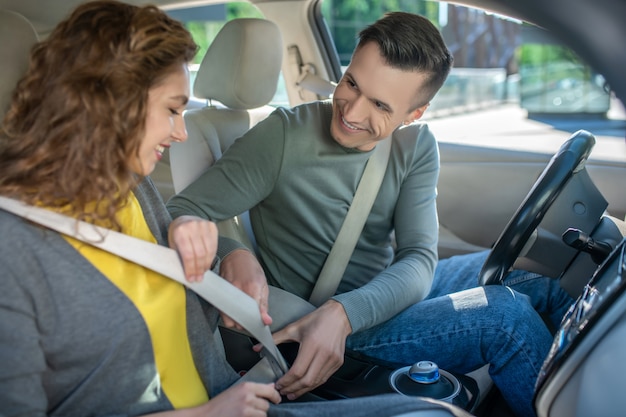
[1, 0, 625, 107]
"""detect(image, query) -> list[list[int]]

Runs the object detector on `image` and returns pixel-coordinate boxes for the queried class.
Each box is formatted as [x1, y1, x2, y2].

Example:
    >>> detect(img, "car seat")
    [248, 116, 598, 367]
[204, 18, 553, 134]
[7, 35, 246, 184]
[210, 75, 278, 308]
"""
[0, 9, 39, 117]
[169, 17, 283, 250]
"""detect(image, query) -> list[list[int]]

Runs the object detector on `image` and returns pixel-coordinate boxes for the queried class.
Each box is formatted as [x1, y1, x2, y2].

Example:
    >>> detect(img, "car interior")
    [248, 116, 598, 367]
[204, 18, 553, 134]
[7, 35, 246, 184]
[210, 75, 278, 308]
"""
[1, 0, 625, 416]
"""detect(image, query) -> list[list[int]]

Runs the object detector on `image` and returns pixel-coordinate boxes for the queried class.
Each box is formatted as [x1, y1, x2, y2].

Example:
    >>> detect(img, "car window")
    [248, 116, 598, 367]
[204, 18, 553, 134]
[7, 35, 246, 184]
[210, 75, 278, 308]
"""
[320, 0, 626, 160]
[166, 2, 288, 107]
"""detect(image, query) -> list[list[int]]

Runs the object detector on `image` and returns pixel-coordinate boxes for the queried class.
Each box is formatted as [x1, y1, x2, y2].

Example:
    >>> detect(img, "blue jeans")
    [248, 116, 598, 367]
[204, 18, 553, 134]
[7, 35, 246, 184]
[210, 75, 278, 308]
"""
[346, 250, 574, 417]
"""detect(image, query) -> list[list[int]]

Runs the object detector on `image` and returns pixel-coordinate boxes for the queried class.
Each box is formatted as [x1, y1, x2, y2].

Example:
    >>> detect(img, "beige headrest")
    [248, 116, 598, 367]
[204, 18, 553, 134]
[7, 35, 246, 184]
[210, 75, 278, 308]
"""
[193, 18, 283, 110]
[0, 10, 39, 117]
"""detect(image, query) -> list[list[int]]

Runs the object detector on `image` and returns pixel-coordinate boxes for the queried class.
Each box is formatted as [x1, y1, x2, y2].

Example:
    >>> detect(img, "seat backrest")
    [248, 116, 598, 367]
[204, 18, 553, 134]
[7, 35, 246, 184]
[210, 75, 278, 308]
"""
[169, 18, 283, 250]
[0, 9, 39, 117]
[171, 18, 282, 192]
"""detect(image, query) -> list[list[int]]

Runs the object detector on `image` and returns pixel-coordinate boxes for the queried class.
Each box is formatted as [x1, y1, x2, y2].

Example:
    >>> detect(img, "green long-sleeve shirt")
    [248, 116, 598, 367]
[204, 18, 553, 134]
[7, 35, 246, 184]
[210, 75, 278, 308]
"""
[168, 101, 439, 332]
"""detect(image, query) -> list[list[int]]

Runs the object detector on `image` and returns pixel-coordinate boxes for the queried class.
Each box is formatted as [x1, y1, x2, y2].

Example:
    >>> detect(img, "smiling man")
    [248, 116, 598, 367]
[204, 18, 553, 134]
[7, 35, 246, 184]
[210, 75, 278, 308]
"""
[167, 12, 572, 417]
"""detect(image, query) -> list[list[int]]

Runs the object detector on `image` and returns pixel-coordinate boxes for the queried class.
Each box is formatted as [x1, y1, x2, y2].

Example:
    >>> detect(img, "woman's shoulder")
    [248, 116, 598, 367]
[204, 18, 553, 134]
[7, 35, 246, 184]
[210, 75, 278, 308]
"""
[0, 209, 63, 292]
[0, 208, 36, 238]
[0, 209, 65, 261]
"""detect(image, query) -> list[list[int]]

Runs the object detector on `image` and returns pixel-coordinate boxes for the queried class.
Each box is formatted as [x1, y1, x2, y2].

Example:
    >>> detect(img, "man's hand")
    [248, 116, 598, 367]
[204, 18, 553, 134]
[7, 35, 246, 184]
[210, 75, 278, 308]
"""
[220, 249, 273, 327]
[257, 300, 352, 400]
[168, 215, 218, 282]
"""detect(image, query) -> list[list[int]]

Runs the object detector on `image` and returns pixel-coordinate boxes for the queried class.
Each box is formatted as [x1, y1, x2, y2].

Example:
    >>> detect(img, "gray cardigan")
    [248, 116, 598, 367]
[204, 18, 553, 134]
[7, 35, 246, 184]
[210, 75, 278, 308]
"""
[0, 178, 238, 416]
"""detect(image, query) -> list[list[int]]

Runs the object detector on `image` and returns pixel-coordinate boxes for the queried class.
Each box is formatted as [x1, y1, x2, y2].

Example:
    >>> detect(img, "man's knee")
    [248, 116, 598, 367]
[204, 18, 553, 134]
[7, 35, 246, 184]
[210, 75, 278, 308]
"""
[483, 286, 542, 329]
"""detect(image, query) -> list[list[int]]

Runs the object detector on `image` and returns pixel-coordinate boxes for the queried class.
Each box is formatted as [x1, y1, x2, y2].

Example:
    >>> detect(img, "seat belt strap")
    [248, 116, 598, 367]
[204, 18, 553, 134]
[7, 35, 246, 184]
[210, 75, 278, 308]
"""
[0, 195, 288, 377]
[308, 137, 392, 307]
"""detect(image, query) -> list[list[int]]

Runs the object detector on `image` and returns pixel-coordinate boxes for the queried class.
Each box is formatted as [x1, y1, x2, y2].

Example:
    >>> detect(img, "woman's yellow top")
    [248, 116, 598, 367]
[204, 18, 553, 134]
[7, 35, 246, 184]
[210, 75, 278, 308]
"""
[63, 194, 208, 408]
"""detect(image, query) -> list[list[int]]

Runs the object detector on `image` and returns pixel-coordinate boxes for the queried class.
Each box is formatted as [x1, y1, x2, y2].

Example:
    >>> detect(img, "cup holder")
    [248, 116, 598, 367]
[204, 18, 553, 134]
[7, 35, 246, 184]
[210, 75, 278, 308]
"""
[389, 361, 462, 404]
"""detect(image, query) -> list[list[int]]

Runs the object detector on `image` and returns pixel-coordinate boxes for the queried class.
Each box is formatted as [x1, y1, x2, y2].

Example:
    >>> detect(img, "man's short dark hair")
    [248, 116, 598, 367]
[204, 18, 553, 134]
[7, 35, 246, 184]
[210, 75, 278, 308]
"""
[357, 12, 454, 107]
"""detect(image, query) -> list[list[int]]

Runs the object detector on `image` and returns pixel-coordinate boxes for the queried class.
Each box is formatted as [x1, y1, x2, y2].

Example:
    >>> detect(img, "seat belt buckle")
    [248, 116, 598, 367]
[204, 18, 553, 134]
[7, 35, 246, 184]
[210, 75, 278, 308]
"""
[259, 345, 289, 377]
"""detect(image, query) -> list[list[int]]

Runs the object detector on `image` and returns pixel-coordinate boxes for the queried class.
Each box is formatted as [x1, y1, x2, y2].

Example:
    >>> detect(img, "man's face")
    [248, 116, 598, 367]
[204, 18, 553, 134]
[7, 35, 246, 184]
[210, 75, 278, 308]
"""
[330, 41, 429, 151]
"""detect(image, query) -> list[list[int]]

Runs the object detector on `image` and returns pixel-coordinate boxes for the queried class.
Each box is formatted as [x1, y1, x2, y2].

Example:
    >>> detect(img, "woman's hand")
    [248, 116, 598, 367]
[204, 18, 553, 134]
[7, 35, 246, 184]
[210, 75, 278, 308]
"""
[168, 215, 218, 282]
[144, 382, 281, 417]
[201, 382, 281, 417]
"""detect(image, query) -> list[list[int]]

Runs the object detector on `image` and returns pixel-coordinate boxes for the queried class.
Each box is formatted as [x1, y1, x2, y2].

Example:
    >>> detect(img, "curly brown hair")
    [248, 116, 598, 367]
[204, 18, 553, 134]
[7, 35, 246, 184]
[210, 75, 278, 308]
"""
[0, 0, 197, 228]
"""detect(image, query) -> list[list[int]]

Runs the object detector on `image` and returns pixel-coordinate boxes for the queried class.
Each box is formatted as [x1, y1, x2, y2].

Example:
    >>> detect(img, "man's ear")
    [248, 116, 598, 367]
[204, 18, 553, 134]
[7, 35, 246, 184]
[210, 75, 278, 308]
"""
[404, 104, 429, 125]
[412, 104, 429, 121]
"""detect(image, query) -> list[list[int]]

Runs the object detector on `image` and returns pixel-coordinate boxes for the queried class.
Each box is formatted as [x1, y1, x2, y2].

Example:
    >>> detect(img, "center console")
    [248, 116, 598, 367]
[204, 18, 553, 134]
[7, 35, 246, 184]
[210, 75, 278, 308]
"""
[221, 328, 481, 412]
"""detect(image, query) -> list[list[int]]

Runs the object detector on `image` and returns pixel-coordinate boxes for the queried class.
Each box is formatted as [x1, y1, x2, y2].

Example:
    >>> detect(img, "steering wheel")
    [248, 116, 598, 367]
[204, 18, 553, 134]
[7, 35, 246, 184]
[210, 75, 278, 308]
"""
[479, 130, 596, 286]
